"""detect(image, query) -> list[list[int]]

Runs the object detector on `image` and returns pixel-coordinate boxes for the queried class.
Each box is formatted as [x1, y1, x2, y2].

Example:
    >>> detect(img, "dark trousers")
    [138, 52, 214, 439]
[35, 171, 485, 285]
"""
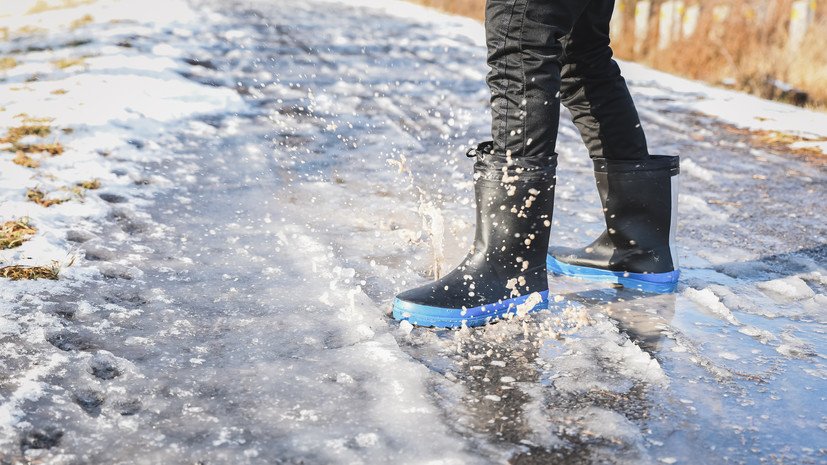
[484, 0, 648, 173]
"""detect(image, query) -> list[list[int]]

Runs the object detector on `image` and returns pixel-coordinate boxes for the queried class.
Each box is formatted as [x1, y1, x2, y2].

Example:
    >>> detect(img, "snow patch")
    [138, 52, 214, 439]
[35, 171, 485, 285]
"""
[681, 158, 717, 182]
[756, 276, 816, 303]
[684, 287, 740, 325]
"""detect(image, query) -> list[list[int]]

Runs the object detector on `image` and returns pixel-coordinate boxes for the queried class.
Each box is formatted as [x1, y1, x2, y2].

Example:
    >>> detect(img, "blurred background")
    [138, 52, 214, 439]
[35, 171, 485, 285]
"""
[405, 0, 827, 109]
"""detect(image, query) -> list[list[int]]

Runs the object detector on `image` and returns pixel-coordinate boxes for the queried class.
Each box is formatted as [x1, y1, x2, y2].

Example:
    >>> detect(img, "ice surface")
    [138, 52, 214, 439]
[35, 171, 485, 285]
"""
[0, 0, 826, 463]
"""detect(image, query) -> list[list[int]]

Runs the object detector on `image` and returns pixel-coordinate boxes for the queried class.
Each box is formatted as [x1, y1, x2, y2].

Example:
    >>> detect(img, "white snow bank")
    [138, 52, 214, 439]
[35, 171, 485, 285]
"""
[621, 61, 827, 142]
[0, 0, 245, 273]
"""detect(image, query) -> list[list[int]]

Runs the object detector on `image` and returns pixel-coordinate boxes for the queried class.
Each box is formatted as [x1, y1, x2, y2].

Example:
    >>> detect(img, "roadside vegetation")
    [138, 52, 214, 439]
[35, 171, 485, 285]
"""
[0, 115, 92, 277]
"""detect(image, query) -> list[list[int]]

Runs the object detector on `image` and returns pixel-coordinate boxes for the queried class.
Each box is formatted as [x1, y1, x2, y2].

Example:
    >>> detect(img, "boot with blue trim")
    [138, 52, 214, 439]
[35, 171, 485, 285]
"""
[393, 142, 557, 328]
[547, 155, 680, 293]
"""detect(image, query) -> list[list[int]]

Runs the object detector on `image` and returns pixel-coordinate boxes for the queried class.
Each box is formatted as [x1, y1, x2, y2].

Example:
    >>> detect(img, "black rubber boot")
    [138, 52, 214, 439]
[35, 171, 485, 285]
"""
[393, 144, 556, 328]
[547, 155, 680, 293]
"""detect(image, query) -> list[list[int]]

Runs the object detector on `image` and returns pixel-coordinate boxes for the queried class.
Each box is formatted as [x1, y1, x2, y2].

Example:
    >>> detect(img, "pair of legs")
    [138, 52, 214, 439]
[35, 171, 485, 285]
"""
[484, 0, 647, 172]
[393, 0, 680, 328]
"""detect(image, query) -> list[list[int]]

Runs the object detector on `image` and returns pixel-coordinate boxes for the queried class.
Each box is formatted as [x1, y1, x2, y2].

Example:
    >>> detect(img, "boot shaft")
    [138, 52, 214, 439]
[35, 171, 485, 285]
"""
[594, 155, 680, 272]
[470, 176, 556, 280]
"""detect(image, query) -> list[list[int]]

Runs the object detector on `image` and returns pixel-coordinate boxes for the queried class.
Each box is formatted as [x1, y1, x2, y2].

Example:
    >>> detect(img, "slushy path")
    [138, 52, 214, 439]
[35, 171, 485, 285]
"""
[1, 0, 825, 463]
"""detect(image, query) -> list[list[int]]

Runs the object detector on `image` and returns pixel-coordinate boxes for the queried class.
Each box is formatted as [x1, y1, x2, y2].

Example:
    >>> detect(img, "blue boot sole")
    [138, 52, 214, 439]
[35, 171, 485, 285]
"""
[393, 290, 549, 328]
[546, 254, 679, 294]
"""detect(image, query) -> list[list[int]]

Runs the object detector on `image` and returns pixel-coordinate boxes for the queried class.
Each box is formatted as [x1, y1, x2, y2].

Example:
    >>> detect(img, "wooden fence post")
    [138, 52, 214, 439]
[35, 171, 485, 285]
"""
[709, 4, 730, 41]
[789, 0, 816, 49]
[634, 0, 651, 54]
[658, 1, 685, 49]
[682, 4, 701, 38]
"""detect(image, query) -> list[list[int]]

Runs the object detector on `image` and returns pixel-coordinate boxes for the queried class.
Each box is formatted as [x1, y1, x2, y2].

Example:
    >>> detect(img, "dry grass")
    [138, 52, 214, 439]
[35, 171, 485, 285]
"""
[77, 179, 101, 190]
[24, 181, 98, 207]
[15, 25, 47, 35]
[718, 121, 827, 165]
[612, 0, 827, 108]
[1, 124, 66, 156]
[61, 185, 87, 199]
[0, 264, 60, 280]
[13, 141, 65, 156]
[52, 57, 86, 69]
[755, 130, 827, 146]
[0, 218, 37, 250]
[25, 0, 98, 15]
[13, 152, 41, 168]
[753, 129, 827, 164]
[1, 125, 52, 142]
[70, 14, 94, 30]
[0, 250, 76, 280]
[13, 114, 54, 124]
[26, 188, 68, 207]
[0, 57, 18, 70]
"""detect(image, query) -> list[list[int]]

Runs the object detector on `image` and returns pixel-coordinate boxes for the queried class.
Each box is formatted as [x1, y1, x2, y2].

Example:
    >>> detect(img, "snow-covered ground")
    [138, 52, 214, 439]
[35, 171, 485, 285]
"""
[1, 0, 825, 463]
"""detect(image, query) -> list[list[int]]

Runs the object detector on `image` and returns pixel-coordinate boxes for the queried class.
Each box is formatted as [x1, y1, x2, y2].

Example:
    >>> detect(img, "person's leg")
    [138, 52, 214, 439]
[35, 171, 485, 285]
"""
[484, 0, 586, 171]
[559, 0, 648, 160]
[548, 0, 681, 293]
[393, 0, 585, 328]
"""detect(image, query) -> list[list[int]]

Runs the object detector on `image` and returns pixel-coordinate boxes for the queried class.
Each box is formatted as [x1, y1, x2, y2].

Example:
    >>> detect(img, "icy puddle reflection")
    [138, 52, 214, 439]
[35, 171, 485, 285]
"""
[396, 274, 827, 464]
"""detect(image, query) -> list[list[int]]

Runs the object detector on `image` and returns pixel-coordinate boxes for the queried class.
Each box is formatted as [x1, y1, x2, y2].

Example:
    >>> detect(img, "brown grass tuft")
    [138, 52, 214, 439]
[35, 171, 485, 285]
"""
[12, 151, 41, 168]
[0, 264, 59, 280]
[26, 188, 68, 207]
[753, 129, 827, 162]
[61, 185, 87, 199]
[0, 218, 37, 250]
[0, 57, 18, 71]
[77, 179, 101, 190]
[70, 14, 94, 30]
[1, 123, 67, 156]
[718, 121, 827, 165]
[13, 114, 54, 124]
[13, 141, 65, 156]
[52, 57, 86, 69]
[25, 0, 97, 15]
[1, 125, 51, 143]
[16, 25, 47, 35]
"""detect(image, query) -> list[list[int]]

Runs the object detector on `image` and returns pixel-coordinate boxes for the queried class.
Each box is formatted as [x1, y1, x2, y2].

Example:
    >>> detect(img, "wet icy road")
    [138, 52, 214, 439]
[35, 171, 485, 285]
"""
[2, 0, 826, 463]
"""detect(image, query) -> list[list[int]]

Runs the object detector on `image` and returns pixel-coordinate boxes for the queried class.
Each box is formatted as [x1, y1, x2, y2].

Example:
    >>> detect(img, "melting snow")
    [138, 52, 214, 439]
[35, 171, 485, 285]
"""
[0, 0, 825, 463]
